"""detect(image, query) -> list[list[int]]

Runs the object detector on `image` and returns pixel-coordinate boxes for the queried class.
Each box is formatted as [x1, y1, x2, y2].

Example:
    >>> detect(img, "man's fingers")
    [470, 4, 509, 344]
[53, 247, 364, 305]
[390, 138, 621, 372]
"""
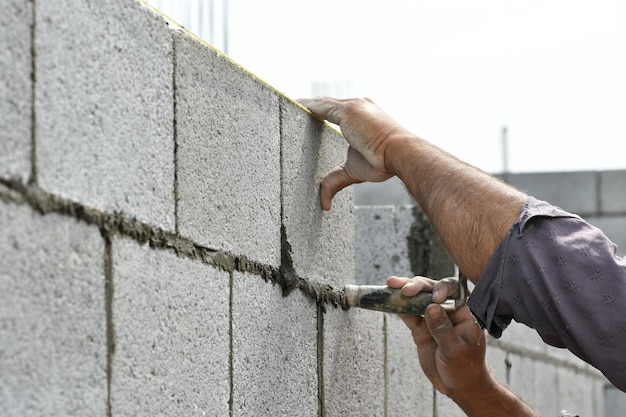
[297, 97, 345, 126]
[424, 304, 461, 353]
[432, 277, 459, 303]
[320, 165, 359, 211]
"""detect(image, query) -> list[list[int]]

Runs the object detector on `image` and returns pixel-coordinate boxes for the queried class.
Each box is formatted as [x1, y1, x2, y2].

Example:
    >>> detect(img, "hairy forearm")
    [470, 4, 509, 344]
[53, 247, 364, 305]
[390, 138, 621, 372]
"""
[386, 134, 527, 282]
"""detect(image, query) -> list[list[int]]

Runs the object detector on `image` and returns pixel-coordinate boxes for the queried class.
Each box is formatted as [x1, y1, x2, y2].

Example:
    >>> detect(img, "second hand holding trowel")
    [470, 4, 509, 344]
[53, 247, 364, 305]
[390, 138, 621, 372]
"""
[343, 275, 468, 316]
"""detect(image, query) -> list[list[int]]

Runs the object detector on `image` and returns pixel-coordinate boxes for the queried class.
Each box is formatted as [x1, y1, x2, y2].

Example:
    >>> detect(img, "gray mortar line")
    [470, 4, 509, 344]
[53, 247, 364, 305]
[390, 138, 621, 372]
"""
[316, 302, 326, 417]
[103, 232, 115, 417]
[383, 315, 389, 417]
[0, 178, 348, 309]
[228, 270, 234, 417]
[28, 0, 37, 186]
[171, 34, 180, 235]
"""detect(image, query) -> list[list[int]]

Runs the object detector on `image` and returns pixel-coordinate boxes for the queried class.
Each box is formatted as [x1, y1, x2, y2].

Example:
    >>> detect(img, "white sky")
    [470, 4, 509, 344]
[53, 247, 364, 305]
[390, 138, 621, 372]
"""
[151, 0, 626, 174]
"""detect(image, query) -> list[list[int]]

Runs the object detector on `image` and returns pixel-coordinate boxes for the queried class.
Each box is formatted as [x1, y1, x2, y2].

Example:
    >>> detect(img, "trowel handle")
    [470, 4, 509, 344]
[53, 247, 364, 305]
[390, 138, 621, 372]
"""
[344, 285, 453, 315]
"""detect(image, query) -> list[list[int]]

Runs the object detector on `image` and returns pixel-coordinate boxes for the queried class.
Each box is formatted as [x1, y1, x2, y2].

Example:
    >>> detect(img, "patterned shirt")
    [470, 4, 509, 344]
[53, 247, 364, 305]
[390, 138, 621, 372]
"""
[468, 197, 626, 392]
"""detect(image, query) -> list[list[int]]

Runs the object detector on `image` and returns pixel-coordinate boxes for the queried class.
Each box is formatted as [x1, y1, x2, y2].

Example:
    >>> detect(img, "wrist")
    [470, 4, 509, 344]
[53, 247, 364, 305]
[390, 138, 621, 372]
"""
[383, 131, 426, 177]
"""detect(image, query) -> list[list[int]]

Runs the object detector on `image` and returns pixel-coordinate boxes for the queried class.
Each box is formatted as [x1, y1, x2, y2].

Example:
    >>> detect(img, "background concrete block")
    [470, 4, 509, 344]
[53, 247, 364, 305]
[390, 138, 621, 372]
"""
[0, 0, 32, 182]
[506, 354, 536, 408]
[484, 342, 509, 383]
[499, 321, 547, 356]
[35, 0, 175, 230]
[585, 215, 626, 257]
[111, 237, 230, 416]
[532, 360, 559, 416]
[605, 383, 626, 417]
[174, 30, 281, 266]
[355, 206, 412, 285]
[231, 271, 318, 416]
[355, 205, 454, 285]
[280, 98, 355, 288]
[0, 200, 106, 416]
[354, 177, 416, 206]
[324, 308, 385, 417]
[600, 170, 626, 214]
[386, 314, 434, 417]
[503, 172, 597, 215]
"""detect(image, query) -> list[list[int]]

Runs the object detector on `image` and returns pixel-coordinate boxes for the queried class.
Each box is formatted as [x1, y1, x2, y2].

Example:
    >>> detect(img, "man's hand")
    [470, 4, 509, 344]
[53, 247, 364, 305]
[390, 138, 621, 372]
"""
[387, 276, 538, 416]
[298, 97, 410, 210]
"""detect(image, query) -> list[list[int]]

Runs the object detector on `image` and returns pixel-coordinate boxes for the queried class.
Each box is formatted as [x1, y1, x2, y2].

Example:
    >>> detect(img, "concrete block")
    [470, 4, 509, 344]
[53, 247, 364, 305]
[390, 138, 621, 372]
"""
[506, 353, 536, 408]
[354, 176, 416, 206]
[35, 0, 175, 230]
[555, 366, 598, 417]
[584, 215, 626, 257]
[600, 170, 626, 214]
[503, 172, 597, 215]
[0, 0, 31, 182]
[280, 98, 354, 288]
[355, 206, 412, 285]
[0, 200, 106, 416]
[532, 361, 559, 417]
[355, 205, 454, 285]
[174, 30, 281, 266]
[111, 237, 230, 416]
[231, 271, 317, 416]
[324, 307, 385, 417]
[499, 321, 546, 356]
[485, 341, 508, 383]
[386, 314, 434, 417]
[604, 382, 626, 417]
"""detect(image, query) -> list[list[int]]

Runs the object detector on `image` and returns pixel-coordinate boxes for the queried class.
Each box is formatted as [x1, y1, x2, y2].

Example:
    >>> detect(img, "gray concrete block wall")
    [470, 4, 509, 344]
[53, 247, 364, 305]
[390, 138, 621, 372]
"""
[3, 0, 624, 416]
[0, 198, 107, 416]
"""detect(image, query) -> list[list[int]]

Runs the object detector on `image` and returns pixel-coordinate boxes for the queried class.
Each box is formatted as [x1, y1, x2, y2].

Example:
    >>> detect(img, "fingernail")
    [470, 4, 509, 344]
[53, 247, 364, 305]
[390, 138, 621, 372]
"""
[427, 305, 442, 319]
[432, 289, 441, 300]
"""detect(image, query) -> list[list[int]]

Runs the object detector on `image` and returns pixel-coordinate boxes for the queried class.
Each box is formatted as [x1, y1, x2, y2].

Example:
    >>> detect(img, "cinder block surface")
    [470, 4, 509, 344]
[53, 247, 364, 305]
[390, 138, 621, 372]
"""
[35, 0, 175, 230]
[355, 205, 454, 284]
[354, 176, 416, 206]
[354, 206, 412, 285]
[0, 200, 106, 416]
[503, 172, 597, 214]
[435, 391, 466, 417]
[386, 314, 434, 417]
[485, 342, 509, 383]
[174, 30, 281, 266]
[111, 237, 230, 416]
[600, 170, 626, 214]
[499, 321, 547, 355]
[280, 98, 354, 287]
[506, 353, 536, 408]
[324, 308, 385, 417]
[232, 271, 317, 416]
[605, 383, 626, 417]
[0, 0, 31, 182]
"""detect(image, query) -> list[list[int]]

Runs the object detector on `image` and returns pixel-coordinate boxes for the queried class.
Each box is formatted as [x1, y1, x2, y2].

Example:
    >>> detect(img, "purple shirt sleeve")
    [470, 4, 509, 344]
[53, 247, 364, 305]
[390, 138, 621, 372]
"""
[468, 196, 626, 392]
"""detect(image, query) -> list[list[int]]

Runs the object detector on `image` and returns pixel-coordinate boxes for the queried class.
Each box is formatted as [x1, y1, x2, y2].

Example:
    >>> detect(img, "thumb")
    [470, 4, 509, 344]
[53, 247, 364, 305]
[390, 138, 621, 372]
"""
[424, 304, 460, 353]
[320, 164, 360, 211]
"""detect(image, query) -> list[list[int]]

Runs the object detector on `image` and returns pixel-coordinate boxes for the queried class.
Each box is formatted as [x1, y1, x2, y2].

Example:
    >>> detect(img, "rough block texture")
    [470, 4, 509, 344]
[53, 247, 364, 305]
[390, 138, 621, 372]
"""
[175, 29, 281, 266]
[35, 0, 175, 230]
[324, 308, 385, 417]
[386, 314, 434, 417]
[280, 98, 355, 288]
[0, 0, 31, 182]
[232, 271, 317, 416]
[0, 199, 106, 416]
[600, 170, 626, 214]
[355, 205, 454, 284]
[111, 237, 230, 416]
